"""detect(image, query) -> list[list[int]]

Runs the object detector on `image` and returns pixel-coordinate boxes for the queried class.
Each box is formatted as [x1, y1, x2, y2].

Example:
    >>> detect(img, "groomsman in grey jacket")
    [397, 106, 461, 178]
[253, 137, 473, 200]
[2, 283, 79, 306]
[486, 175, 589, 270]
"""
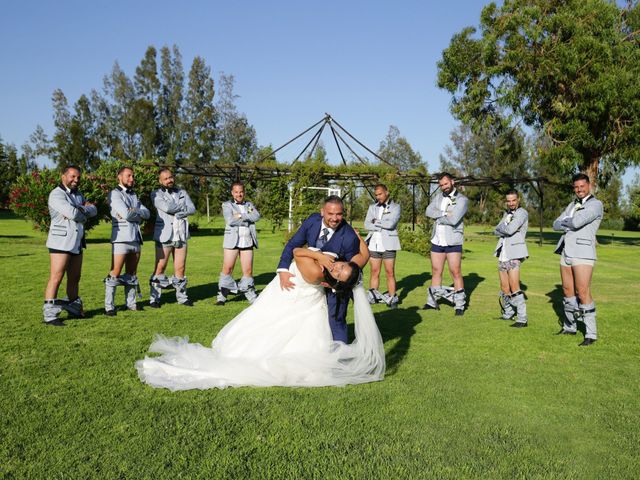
[364, 183, 401, 308]
[149, 168, 196, 308]
[216, 181, 261, 305]
[43, 165, 97, 326]
[494, 189, 529, 327]
[552, 173, 603, 346]
[104, 166, 150, 315]
[423, 172, 469, 315]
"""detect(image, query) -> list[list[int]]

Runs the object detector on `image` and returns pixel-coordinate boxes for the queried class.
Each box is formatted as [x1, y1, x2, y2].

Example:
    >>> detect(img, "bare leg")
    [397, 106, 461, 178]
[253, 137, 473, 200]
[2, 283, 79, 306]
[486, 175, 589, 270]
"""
[173, 245, 187, 278]
[65, 254, 83, 300]
[45, 253, 71, 299]
[239, 249, 254, 277]
[446, 252, 464, 291]
[498, 270, 511, 295]
[154, 244, 171, 276]
[430, 251, 446, 286]
[369, 257, 382, 290]
[572, 265, 593, 304]
[221, 249, 240, 276]
[383, 257, 397, 295]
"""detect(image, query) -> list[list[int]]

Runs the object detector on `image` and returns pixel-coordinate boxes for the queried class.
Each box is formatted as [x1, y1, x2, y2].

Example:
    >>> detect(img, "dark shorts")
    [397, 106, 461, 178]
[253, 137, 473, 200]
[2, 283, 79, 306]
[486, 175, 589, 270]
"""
[48, 248, 82, 256]
[369, 250, 397, 260]
[224, 246, 254, 252]
[430, 244, 462, 254]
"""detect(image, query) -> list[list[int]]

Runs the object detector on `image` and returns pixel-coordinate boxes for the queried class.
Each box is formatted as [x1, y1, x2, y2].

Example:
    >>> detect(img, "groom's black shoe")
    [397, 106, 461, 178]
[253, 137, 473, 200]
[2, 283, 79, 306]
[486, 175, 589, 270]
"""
[455, 309, 464, 316]
[181, 300, 194, 307]
[150, 302, 161, 309]
[579, 338, 596, 347]
[422, 303, 438, 310]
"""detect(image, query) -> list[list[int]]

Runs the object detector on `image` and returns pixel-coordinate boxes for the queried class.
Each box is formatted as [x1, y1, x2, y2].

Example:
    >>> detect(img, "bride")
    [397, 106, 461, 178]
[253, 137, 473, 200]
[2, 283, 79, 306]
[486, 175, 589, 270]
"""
[136, 234, 385, 390]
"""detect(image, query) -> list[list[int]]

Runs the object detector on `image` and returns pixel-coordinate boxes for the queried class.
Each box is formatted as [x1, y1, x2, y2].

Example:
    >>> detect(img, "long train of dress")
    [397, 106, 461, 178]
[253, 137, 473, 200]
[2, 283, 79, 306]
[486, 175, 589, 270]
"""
[136, 262, 385, 390]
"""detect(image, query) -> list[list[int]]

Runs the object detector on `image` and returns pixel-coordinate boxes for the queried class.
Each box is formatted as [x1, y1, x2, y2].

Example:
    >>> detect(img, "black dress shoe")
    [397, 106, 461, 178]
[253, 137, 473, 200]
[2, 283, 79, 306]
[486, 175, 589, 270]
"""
[149, 302, 161, 309]
[422, 304, 438, 310]
[455, 309, 464, 316]
[510, 322, 528, 328]
[44, 319, 66, 327]
[105, 309, 116, 317]
[555, 329, 576, 335]
[579, 338, 597, 347]
[181, 299, 194, 307]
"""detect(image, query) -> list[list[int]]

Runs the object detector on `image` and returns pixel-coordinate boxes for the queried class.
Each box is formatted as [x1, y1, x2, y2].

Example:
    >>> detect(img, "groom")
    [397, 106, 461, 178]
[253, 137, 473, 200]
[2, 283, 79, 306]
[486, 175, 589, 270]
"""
[278, 195, 361, 343]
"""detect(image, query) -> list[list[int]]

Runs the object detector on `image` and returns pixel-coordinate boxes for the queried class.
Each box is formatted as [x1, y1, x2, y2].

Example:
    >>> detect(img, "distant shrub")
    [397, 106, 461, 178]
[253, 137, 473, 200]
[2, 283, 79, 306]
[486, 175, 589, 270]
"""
[9, 161, 159, 232]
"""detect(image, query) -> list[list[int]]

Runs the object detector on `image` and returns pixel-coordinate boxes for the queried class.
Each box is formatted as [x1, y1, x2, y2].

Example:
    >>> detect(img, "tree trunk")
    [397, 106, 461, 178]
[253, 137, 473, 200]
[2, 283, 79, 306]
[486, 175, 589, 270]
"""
[584, 154, 599, 189]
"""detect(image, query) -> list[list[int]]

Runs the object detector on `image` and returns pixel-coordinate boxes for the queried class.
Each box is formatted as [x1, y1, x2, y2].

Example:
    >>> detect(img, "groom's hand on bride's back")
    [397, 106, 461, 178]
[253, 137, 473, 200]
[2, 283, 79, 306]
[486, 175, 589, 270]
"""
[278, 271, 296, 291]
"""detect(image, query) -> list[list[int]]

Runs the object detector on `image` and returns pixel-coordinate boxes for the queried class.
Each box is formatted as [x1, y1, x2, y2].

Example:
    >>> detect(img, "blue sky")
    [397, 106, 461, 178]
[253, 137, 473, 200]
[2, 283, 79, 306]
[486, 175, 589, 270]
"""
[1, 0, 636, 187]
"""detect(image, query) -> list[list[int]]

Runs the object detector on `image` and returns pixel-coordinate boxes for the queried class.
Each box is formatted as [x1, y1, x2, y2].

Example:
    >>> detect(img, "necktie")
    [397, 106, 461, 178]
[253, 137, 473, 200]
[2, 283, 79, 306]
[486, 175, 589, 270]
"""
[316, 228, 329, 249]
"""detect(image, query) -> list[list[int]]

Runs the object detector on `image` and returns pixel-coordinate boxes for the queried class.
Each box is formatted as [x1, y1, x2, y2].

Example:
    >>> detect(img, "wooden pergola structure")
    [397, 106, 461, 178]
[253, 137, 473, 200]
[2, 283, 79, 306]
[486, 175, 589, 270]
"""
[149, 114, 558, 245]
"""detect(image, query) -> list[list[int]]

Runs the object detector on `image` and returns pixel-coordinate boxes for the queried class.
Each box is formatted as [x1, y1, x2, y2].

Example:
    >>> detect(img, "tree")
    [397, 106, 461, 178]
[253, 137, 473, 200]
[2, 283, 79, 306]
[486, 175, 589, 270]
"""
[183, 56, 217, 207]
[132, 46, 161, 159]
[216, 73, 257, 164]
[376, 126, 427, 223]
[437, 0, 640, 182]
[439, 122, 528, 223]
[377, 125, 423, 170]
[623, 174, 640, 231]
[0, 139, 32, 207]
[157, 45, 185, 163]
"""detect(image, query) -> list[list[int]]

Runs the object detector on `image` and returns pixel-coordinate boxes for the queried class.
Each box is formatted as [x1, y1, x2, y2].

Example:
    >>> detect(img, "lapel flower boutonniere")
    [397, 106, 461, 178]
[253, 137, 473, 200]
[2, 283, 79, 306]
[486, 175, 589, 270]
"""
[247, 204, 254, 213]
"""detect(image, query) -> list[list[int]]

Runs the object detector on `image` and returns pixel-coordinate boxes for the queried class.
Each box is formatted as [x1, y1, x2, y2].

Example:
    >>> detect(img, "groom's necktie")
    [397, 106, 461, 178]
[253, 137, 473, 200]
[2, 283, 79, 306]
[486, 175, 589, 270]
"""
[316, 228, 330, 249]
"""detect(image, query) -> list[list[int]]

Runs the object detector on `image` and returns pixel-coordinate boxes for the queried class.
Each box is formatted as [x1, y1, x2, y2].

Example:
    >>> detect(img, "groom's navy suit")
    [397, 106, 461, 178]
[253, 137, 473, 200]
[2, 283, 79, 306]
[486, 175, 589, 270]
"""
[278, 213, 360, 343]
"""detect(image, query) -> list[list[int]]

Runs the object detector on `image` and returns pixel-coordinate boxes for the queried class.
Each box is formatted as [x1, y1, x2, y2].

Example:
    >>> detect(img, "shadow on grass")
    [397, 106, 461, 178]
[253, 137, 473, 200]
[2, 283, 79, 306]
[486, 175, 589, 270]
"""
[369, 306, 422, 376]
[544, 283, 586, 333]
[396, 272, 430, 304]
[0, 252, 34, 258]
[0, 234, 31, 239]
[465, 272, 485, 308]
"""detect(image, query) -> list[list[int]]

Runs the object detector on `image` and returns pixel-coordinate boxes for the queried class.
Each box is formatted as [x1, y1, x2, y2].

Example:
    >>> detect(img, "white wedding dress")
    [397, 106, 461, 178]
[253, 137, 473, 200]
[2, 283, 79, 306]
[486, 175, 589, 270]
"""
[136, 262, 385, 390]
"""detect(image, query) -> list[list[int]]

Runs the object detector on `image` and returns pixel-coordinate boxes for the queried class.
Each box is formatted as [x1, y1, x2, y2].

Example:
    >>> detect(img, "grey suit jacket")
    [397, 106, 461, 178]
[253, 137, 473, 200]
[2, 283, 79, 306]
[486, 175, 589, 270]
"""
[552, 196, 603, 260]
[109, 187, 150, 243]
[151, 188, 196, 243]
[494, 207, 529, 260]
[222, 201, 261, 249]
[364, 200, 402, 251]
[46, 185, 97, 253]
[425, 191, 469, 246]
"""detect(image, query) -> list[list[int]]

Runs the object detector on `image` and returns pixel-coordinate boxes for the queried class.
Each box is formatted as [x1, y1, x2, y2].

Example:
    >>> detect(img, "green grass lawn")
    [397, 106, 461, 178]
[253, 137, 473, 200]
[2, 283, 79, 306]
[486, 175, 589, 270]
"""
[1, 211, 639, 479]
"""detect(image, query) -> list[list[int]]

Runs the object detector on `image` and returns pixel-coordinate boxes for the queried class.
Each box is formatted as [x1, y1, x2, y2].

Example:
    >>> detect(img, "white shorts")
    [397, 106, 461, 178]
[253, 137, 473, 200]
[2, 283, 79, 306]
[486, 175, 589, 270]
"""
[112, 242, 141, 255]
[560, 251, 595, 267]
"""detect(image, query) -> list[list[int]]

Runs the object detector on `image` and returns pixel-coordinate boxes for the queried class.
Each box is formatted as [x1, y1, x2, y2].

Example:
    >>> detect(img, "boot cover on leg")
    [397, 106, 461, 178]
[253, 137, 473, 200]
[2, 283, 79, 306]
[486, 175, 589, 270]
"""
[367, 288, 384, 305]
[499, 291, 515, 320]
[561, 296, 578, 333]
[579, 302, 597, 342]
[104, 275, 126, 313]
[238, 276, 258, 304]
[424, 286, 440, 310]
[149, 274, 173, 306]
[171, 276, 191, 305]
[511, 291, 527, 324]
[122, 274, 140, 310]
[381, 291, 399, 309]
[43, 299, 66, 324]
[453, 289, 466, 316]
[63, 297, 84, 318]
